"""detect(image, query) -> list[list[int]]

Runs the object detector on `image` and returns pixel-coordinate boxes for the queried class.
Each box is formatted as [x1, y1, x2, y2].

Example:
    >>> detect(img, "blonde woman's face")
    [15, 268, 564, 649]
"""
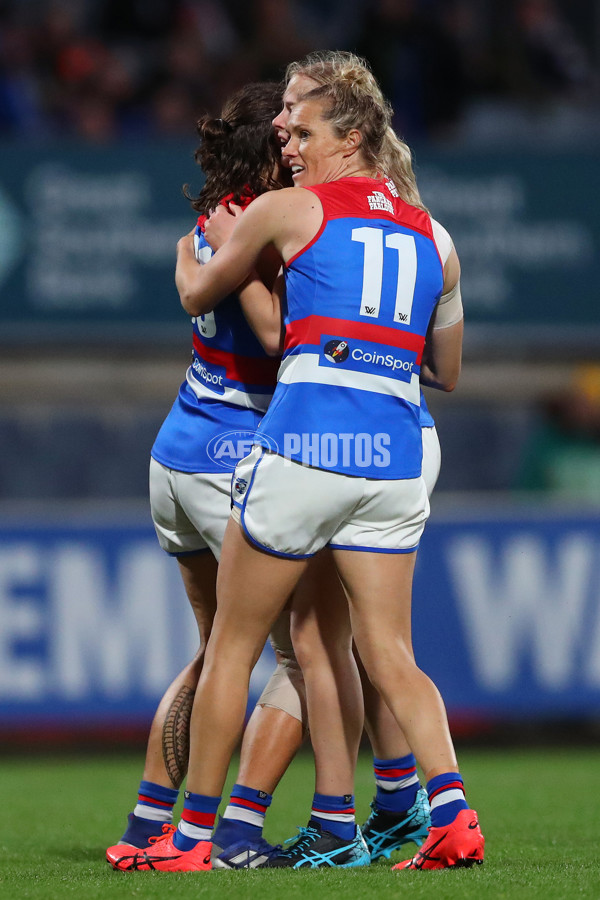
[273, 74, 318, 151]
[282, 98, 352, 188]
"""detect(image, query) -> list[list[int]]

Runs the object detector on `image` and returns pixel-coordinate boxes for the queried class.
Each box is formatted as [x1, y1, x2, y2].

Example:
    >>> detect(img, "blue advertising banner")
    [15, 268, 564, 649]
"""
[0, 143, 200, 342]
[415, 151, 600, 349]
[414, 508, 600, 716]
[0, 510, 275, 733]
[1, 503, 599, 735]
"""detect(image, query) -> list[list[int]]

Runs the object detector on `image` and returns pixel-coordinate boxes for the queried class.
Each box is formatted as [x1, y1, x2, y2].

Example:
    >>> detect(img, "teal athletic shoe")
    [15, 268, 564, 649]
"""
[264, 820, 371, 869]
[361, 786, 431, 861]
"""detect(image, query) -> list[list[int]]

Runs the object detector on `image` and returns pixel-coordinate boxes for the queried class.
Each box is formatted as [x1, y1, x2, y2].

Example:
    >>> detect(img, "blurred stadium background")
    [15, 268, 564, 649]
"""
[1, 0, 599, 750]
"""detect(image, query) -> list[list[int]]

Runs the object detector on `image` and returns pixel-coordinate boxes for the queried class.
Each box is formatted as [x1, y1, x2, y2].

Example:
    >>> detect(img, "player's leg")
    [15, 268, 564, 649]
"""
[292, 549, 363, 797]
[334, 546, 484, 870]
[265, 547, 369, 869]
[246, 608, 309, 792]
[211, 701, 306, 868]
[170, 519, 309, 846]
[359, 424, 440, 859]
[211, 610, 307, 867]
[109, 463, 222, 850]
[338, 547, 456, 779]
[112, 551, 218, 848]
[235, 683, 306, 790]
[139, 552, 218, 788]
[358, 654, 430, 859]
[361, 424, 440, 760]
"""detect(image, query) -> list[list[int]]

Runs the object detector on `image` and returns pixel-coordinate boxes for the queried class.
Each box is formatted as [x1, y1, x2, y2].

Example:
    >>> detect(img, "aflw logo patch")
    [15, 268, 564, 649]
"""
[367, 191, 394, 214]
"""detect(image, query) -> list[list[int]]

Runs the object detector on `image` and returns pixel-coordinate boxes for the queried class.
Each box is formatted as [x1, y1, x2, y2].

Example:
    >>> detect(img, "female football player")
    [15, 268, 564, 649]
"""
[207, 51, 463, 866]
[109, 67, 483, 874]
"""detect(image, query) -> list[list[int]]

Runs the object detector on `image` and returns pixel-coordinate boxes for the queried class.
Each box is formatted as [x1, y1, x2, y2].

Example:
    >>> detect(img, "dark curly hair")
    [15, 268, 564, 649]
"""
[186, 81, 290, 215]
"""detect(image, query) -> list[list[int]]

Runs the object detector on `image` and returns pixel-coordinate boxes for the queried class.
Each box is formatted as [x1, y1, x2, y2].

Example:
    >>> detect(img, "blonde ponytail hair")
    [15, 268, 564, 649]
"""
[287, 51, 427, 211]
[380, 128, 427, 211]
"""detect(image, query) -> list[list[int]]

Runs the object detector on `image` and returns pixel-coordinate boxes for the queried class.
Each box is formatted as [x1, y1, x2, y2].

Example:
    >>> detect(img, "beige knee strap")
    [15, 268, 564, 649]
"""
[257, 660, 307, 725]
[257, 610, 306, 723]
[268, 609, 296, 661]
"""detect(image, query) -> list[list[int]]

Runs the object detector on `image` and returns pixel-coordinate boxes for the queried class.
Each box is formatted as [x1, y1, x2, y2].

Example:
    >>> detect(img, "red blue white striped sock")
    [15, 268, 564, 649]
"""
[427, 772, 468, 827]
[373, 753, 420, 813]
[311, 792, 355, 840]
[173, 791, 220, 851]
[133, 780, 179, 823]
[222, 784, 272, 834]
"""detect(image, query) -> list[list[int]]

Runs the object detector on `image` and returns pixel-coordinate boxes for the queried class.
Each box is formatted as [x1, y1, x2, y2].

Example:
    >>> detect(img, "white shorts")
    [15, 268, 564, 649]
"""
[231, 447, 429, 558]
[422, 426, 441, 497]
[149, 457, 232, 559]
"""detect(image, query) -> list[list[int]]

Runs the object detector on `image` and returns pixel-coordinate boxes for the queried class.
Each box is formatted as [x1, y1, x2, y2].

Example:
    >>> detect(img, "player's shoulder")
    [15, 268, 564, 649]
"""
[249, 186, 315, 215]
[303, 176, 382, 220]
[428, 216, 454, 265]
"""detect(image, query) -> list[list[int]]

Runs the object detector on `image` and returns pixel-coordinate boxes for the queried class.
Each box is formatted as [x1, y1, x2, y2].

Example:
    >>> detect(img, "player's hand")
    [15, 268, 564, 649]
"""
[176, 229, 195, 259]
[205, 203, 243, 251]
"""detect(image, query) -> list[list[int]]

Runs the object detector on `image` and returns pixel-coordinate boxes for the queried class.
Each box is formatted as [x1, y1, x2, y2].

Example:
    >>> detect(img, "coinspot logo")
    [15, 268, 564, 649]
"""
[324, 338, 350, 363]
[206, 430, 279, 470]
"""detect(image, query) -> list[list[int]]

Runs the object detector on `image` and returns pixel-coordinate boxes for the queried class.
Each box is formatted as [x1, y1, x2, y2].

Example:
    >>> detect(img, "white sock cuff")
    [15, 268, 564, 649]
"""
[133, 803, 173, 822]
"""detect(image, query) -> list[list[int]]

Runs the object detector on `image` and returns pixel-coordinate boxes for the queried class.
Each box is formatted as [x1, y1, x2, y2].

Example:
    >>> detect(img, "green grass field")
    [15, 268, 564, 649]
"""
[2, 747, 599, 899]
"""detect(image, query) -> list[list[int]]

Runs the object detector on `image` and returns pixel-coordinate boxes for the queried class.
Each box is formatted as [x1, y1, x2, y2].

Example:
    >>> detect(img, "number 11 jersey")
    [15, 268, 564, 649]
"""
[256, 176, 448, 479]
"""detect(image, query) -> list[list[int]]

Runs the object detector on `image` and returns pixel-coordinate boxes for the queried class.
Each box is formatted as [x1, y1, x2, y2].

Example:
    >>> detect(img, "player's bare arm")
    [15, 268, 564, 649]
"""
[202, 202, 285, 355]
[176, 188, 322, 317]
[237, 269, 286, 357]
[420, 245, 463, 392]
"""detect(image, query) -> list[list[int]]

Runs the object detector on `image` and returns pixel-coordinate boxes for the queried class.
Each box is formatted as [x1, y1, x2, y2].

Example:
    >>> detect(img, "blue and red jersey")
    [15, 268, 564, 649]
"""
[151, 208, 280, 474]
[256, 177, 444, 479]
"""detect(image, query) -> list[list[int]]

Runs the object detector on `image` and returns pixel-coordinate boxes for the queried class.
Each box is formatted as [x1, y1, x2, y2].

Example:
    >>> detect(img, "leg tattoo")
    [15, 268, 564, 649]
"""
[162, 685, 195, 787]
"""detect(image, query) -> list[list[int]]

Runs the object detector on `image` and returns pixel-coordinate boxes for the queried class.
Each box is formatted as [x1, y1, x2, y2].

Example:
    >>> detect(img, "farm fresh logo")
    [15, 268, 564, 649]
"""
[206, 430, 278, 470]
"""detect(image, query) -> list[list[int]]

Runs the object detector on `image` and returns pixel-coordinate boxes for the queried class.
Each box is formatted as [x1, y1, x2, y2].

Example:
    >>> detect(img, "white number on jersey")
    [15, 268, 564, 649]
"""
[193, 233, 217, 336]
[196, 311, 216, 337]
[351, 227, 417, 325]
